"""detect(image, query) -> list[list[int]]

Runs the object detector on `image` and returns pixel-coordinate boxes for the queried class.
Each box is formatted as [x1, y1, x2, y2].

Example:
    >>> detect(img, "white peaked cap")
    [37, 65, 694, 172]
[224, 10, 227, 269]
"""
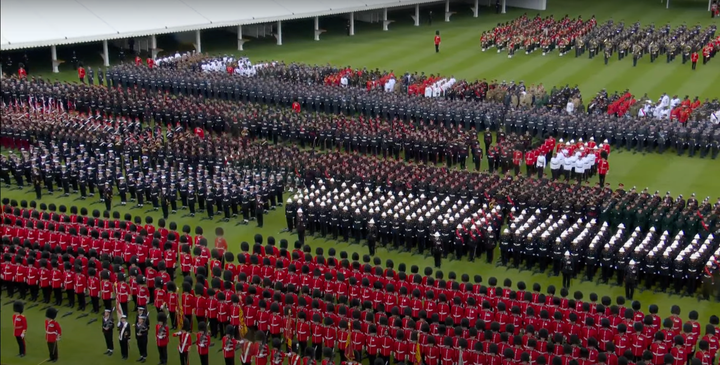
[297, 208, 303, 213]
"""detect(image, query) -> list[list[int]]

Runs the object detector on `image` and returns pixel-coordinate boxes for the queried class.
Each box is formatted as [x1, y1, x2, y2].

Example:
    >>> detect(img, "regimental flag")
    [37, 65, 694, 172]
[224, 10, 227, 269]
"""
[177, 294, 184, 331]
[238, 305, 248, 337]
[284, 309, 293, 345]
[344, 322, 354, 361]
[414, 340, 422, 365]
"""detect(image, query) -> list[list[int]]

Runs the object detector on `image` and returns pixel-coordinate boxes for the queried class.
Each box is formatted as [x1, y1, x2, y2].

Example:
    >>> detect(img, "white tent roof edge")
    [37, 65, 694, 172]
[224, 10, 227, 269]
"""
[1, 0, 441, 51]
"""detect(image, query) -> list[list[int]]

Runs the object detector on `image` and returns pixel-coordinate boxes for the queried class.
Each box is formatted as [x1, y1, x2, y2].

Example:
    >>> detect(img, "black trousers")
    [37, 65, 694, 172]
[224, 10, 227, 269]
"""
[16, 336, 26, 355]
[77, 292, 86, 310]
[158, 345, 168, 364]
[562, 273, 572, 288]
[137, 336, 148, 358]
[103, 298, 112, 311]
[435, 44, 439, 53]
[120, 338, 129, 358]
[625, 282, 635, 299]
[42, 286, 52, 303]
[47, 341, 59, 360]
[179, 351, 189, 365]
[53, 287, 63, 305]
[225, 357, 235, 365]
[200, 353, 209, 365]
[104, 331, 114, 350]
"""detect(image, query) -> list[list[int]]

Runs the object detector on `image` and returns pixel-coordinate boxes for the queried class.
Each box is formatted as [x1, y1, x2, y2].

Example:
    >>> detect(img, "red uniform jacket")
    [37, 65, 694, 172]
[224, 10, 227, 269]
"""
[196, 332, 211, 355]
[13, 313, 27, 336]
[174, 331, 193, 353]
[45, 319, 61, 342]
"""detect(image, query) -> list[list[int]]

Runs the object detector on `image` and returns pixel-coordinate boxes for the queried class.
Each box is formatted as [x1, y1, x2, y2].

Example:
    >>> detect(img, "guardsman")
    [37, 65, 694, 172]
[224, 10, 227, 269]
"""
[691, 51, 699, 70]
[13, 301, 27, 357]
[174, 321, 193, 365]
[45, 307, 61, 362]
[435, 31, 441, 53]
[196, 321, 211, 365]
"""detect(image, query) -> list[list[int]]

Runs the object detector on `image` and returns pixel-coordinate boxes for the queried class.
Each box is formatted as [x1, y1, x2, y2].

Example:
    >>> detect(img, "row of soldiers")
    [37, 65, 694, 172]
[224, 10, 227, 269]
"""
[2, 102, 718, 236]
[580, 22, 718, 66]
[5, 226, 720, 365]
[3, 76, 718, 160]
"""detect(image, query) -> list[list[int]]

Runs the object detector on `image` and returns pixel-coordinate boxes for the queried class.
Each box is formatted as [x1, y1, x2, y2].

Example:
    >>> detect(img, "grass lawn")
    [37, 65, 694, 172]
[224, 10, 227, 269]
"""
[2, 0, 720, 364]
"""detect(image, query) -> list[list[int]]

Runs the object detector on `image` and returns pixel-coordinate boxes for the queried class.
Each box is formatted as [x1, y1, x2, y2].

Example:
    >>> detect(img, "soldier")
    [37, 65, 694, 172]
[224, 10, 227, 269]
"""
[562, 251, 574, 289]
[296, 208, 306, 245]
[13, 301, 27, 357]
[604, 48, 611, 65]
[433, 232, 443, 268]
[102, 309, 115, 356]
[367, 218, 378, 256]
[45, 307, 62, 361]
[156, 313, 170, 365]
[161, 187, 170, 219]
[633, 44, 642, 67]
[136, 315, 149, 362]
[625, 260, 638, 300]
[255, 195, 265, 227]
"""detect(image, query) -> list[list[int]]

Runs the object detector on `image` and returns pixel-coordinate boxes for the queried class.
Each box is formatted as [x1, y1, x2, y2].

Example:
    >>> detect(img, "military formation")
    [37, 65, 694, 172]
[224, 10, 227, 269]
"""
[2, 70, 719, 159]
[581, 22, 718, 67]
[476, 14, 720, 67]
[3, 198, 720, 365]
[3, 89, 720, 300]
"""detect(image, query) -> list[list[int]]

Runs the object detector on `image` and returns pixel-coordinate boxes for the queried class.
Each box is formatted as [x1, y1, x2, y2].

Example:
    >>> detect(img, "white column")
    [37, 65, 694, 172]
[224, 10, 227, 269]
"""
[383, 8, 388, 31]
[195, 29, 202, 53]
[445, 0, 450, 13]
[51, 45, 59, 73]
[349, 12, 355, 36]
[414, 4, 420, 26]
[102, 40, 110, 66]
[502, 0, 506, 13]
[150, 35, 157, 50]
[314, 16, 320, 41]
[666, 0, 670, 9]
[473, 0, 479, 17]
[277, 21, 283, 45]
[237, 25, 245, 50]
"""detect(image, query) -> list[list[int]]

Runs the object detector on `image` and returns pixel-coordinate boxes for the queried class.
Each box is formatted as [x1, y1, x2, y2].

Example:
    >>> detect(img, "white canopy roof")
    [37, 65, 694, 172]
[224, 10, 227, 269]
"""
[1, 0, 439, 51]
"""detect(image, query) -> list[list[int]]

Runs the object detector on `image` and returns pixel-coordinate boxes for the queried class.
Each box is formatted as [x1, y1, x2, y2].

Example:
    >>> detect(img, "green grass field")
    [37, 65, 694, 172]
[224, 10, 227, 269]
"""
[2, 0, 720, 364]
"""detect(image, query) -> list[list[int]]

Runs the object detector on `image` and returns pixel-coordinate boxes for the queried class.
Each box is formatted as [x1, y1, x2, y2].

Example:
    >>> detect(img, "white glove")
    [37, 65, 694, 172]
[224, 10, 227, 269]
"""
[21, 333, 25, 339]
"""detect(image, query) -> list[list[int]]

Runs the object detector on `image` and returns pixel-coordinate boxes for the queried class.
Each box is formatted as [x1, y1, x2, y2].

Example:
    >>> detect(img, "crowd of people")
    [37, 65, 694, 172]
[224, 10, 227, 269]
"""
[3, 201, 720, 365]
